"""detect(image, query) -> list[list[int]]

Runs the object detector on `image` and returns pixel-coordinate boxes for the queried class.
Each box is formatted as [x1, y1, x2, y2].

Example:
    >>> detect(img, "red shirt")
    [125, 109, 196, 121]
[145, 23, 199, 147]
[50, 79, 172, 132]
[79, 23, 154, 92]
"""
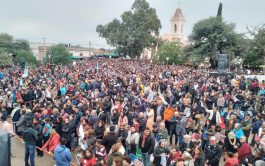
[225, 157, 239, 166]
[80, 157, 96, 166]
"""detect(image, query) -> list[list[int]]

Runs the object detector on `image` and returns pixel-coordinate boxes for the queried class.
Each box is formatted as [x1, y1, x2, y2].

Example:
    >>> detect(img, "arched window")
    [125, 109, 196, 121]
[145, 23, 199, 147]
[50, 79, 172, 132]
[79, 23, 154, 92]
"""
[174, 24, 177, 33]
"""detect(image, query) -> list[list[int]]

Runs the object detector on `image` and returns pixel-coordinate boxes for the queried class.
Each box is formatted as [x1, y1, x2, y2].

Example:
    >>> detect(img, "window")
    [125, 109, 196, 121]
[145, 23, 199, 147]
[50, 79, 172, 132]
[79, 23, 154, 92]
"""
[174, 24, 177, 33]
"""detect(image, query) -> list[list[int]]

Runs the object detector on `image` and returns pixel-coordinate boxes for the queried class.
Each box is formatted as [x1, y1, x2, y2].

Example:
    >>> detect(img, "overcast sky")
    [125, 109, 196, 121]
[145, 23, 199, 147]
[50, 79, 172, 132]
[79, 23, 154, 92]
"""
[0, 0, 264, 48]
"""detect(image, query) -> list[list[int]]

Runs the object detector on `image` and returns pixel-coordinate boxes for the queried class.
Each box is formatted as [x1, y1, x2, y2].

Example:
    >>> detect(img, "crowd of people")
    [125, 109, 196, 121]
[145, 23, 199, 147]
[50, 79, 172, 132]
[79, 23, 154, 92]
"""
[0, 58, 265, 166]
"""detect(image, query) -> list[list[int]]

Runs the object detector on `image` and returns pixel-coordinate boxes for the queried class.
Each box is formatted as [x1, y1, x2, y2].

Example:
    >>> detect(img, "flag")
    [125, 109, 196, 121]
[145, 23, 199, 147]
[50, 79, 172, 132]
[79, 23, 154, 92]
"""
[22, 68, 28, 78]
[95, 62, 99, 70]
[20, 78, 23, 86]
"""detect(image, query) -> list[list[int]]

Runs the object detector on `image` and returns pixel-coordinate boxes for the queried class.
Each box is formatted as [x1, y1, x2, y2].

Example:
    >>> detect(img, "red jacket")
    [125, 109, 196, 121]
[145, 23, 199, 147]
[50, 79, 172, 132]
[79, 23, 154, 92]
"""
[80, 157, 96, 166]
[42, 133, 60, 152]
[238, 142, 252, 160]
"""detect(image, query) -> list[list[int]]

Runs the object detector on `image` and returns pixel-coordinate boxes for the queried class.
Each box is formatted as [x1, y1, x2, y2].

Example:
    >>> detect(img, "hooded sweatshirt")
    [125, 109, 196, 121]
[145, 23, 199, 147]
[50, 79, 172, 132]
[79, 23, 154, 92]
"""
[54, 145, 72, 166]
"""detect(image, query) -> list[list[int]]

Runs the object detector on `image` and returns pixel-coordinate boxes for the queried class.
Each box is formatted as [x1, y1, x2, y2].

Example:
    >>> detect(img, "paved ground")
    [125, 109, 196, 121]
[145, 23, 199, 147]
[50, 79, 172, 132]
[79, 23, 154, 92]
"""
[11, 136, 56, 166]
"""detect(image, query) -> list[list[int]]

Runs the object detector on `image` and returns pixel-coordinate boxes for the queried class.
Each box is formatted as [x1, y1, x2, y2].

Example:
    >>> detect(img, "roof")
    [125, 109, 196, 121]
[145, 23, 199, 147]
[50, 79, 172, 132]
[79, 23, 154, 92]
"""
[172, 8, 185, 21]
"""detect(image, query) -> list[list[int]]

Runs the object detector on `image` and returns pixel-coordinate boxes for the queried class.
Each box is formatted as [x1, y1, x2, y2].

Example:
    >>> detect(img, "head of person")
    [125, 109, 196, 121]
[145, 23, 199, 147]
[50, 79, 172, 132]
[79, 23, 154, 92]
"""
[81, 117, 89, 126]
[95, 139, 103, 148]
[159, 122, 165, 129]
[209, 136, 217, 146]
[111, 143, 120, 153]
[97, 121, 104, 127]
[64, 117, 69, 124]
[113, 157, 123, 166]
[234, 123, 241, 129]
[159, 140, 167, 148]
[194, 146, 203, 155]
[240, 136, 247, 143]
[156, 116, 162, 122]
[175, 158, 185, 166]
[174, 111, 179, 118]
[139, 112, 144, 118]
[183, 135, 191, 144]
[50, 129, 57, 136]
[5, 115, 12, 123]
[122, 156, 131, 166]
[144, 127, 151, 136]
[83, 148, 93, 159]
[228, 132, 236, 141]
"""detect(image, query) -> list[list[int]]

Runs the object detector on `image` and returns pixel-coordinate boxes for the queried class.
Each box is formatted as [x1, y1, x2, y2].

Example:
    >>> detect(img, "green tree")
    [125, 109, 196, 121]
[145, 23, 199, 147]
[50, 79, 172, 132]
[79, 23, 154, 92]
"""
[47, 44, 71, 65]
[243, 27, 265, 67]
[96, 0, 161, 58]
[0, 48, 12, 64]
[189, 17, 245, 67]
[15, 49, 38, 66]
[0, 33, 38, 65]
[155, 42, 186, 65]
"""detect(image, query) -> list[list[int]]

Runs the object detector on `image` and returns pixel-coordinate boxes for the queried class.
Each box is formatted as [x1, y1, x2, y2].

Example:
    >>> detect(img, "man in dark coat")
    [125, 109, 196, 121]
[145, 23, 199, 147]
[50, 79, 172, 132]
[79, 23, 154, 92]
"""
[102, 125, 118, 153]
[205, 136, 222, 166]
[139, 128, 155, 166]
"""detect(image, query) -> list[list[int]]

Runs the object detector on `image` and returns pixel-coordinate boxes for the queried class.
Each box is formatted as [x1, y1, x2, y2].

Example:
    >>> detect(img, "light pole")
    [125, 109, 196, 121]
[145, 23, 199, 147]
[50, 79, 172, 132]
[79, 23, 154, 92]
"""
[166, 57, 169, 65]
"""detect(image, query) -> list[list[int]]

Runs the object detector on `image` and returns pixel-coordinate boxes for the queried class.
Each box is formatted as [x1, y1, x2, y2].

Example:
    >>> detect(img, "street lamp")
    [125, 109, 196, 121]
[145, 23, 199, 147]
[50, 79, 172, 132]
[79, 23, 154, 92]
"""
[166, 57, 169, 65]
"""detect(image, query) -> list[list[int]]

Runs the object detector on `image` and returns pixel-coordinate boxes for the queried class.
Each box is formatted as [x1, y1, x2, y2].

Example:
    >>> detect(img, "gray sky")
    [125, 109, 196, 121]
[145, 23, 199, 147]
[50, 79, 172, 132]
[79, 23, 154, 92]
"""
[0, 0, 264, 48]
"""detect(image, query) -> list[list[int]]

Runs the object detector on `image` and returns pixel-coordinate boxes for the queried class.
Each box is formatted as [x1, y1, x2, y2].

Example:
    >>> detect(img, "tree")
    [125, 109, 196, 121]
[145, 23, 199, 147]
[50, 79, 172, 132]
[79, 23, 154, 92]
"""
[217, 3, 223, 18]
[0, 33, 38, 65]
[0, 48, 12, 64]
[47, 44, 71, 65]
[96, 0, 161, 58]
[243, 26, 265, 67]
[189, 17, 245, 68]
[155, 42, 186, 65]
[15, 49, 38, 66]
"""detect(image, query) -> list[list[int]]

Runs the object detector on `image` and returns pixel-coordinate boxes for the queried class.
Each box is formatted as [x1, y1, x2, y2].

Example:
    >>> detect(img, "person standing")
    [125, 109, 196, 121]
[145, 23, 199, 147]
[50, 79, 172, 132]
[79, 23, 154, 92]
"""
[241, 114, 252, 143]
[32, 118, 44, 157]
[22, 121, 38, 166]
[139, 128, 155, 166]
[204, 136, 222, 166]
[54, 138, 72, 166]
[3, 115, 16, 137]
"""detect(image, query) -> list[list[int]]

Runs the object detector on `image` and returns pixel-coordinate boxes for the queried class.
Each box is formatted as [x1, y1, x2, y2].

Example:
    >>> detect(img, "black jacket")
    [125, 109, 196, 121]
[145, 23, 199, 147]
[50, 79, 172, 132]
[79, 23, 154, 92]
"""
[103, 132, 118, 153]
[205, 144, 222, 166]
[139, 134, 155, 154]
[22, 127, 38, 145]
[111, 113, 119, 125]
[138, 117, 147, 133]
[95, 126, 105, 139]
[98, 112, 107, 123]
[33, 123, 43, 137]
[179, 141, 195, 153]
[61, 122, 72, 141]
[153, 146, 170, 166]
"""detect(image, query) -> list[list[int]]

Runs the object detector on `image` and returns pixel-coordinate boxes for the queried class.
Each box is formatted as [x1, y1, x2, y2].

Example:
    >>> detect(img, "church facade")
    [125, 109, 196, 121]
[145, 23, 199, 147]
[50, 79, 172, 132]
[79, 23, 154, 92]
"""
[161, 7, 187, 45]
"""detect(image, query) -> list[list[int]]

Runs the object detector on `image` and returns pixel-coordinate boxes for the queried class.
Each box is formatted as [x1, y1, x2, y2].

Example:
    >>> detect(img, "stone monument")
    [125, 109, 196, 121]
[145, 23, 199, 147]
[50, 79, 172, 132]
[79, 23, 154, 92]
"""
[218, 54, 228, 73]
[209, 54, 234, 77]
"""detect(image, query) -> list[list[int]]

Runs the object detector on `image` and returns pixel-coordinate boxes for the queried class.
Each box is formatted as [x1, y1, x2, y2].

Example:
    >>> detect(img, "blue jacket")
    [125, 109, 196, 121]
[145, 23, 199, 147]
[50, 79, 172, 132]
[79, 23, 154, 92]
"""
[231, 128, 244, 139]
[54, 145, 72, 166]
